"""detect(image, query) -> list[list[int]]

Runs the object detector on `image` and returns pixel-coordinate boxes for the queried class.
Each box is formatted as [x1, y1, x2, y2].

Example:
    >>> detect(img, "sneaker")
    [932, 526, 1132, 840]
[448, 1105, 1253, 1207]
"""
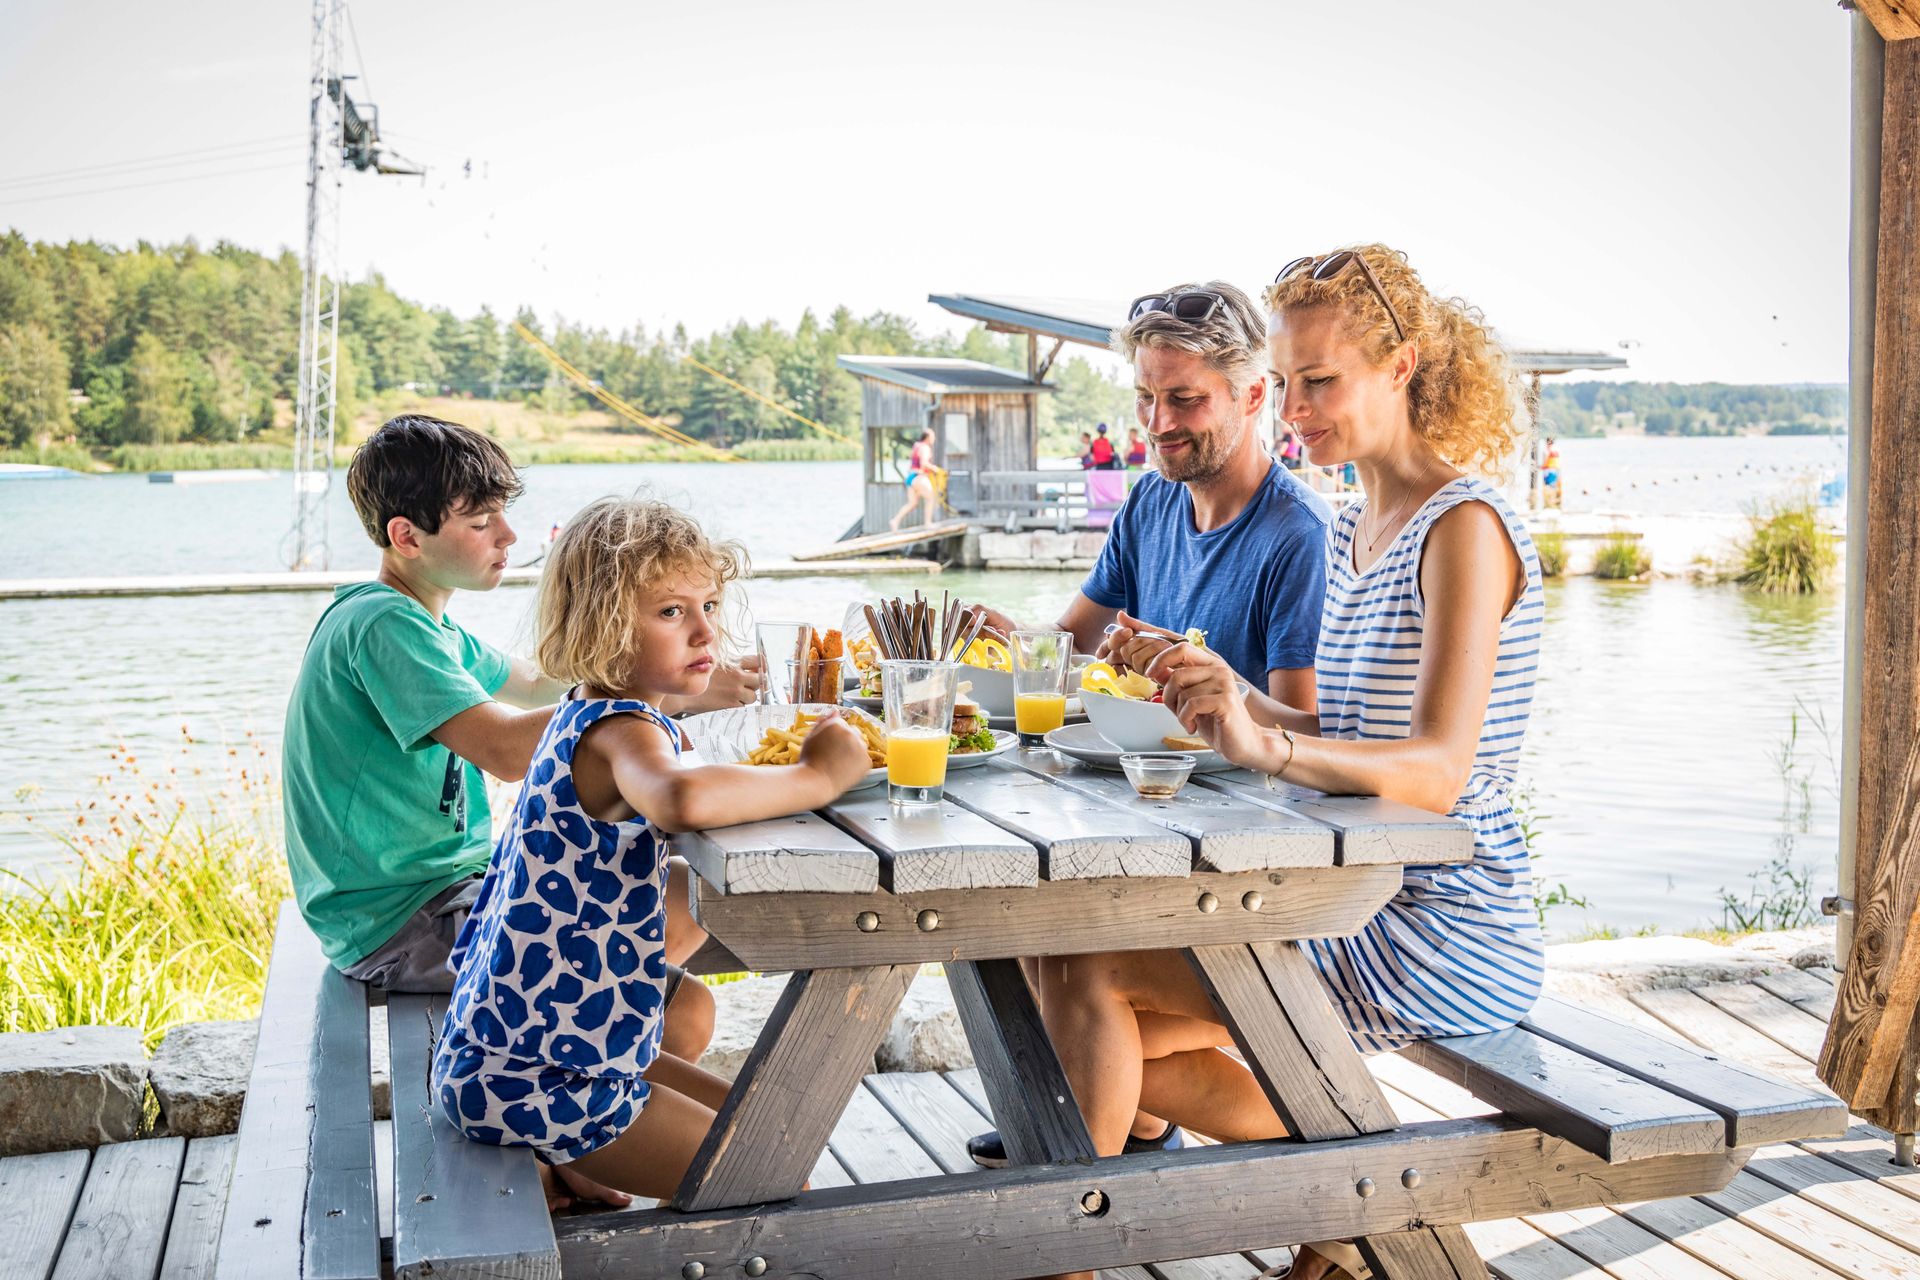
[965, 1123, 1185, 1169]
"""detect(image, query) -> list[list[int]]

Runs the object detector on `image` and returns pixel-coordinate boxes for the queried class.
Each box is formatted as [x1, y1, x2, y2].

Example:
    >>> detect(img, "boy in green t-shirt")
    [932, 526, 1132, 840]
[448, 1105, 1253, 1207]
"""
[282, 415, 745, 1023]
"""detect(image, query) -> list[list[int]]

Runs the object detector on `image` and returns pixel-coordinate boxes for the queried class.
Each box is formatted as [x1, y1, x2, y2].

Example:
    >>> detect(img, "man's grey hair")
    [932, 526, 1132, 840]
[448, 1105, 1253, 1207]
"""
[1111, 281, 1267, 397]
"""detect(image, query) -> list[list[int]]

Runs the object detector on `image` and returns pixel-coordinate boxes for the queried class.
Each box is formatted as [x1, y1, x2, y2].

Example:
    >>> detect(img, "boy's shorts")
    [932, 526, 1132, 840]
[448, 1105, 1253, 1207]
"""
[341, 875, 689, 1004]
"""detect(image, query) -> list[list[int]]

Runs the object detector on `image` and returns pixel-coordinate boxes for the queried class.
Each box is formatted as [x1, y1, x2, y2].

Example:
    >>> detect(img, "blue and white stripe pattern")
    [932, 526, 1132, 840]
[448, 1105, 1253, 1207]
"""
[1304, 476, 1546, 1053]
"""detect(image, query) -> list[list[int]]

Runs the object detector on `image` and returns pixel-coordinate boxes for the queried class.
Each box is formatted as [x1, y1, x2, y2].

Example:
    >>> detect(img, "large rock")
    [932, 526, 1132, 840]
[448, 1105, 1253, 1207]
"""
[704, 969, 975, 1080]
[151, 1019, 255, 1138]
[0, 1026, 148, 1154]
[876, 973, 973, 1073]
[704, 974, 795, 1081]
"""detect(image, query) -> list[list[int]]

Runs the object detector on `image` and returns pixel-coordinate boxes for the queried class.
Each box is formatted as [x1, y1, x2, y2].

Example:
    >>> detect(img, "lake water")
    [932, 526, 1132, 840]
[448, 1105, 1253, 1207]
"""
[0, 437, 1847, 937]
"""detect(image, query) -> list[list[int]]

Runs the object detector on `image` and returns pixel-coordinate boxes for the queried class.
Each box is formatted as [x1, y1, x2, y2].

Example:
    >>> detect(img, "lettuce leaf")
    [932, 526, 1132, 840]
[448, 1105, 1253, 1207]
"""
[950, 726, 997, 754]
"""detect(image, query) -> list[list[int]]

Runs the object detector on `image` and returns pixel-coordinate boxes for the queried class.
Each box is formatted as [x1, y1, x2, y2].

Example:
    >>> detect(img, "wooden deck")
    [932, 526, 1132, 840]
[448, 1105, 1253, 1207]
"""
[6, 967, 1916, 1280]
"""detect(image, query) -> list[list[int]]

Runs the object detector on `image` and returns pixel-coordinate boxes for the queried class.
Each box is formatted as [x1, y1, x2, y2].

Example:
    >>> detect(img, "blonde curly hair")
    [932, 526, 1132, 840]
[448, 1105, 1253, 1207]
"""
[1265, 244, 1529, 479]
[535, 495, 746, 691]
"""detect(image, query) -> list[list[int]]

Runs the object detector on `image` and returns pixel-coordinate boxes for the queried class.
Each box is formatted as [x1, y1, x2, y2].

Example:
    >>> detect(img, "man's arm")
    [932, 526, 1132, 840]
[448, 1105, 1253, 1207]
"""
[975, 593, 1118, 658]
[1267, 667, 1316, 716]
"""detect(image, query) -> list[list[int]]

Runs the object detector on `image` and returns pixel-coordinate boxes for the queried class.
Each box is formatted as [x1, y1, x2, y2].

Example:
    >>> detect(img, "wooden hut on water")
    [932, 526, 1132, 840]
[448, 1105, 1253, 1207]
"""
[836, 356, 1051, 537]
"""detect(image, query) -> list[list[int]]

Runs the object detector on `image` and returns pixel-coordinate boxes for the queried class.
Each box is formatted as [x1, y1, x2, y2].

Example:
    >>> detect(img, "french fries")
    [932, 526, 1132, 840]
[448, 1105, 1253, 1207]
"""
[741, 710, 887, 769]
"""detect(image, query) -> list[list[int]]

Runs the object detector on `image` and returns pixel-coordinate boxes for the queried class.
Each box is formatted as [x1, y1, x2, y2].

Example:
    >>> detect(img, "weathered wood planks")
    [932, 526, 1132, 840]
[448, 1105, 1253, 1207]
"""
[0, 1149, 90, 1280]
[386, 992, 557, 1280]
[675, 811, 878, 895]
[1200, 770, 1474, 867]
[551, 1117, 1744, 1280]
[942, 766, 1191, 880]
[49, 1137, 184, 1280]
[692, 865, 1400, 970]
[673, 964, 916, 1212]
[1520, 997, 1846, 1149]
[822, 791, 1040, 891]
[1409, 1026, 1727, 1163]
[1008, 751, 1336, 870]
[157, 1135, 236, 1280]
[215, 901, 380, 1280]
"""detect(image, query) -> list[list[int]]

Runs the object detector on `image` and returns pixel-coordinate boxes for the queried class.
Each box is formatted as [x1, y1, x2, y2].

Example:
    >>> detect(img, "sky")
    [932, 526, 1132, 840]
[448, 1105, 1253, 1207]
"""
[0, 0, 1856, 384]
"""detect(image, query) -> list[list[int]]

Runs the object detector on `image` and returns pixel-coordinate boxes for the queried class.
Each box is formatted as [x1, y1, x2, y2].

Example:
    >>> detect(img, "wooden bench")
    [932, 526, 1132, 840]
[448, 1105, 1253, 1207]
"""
[213, 901, 557, 1280]
[1405, 995, 1846, 1169]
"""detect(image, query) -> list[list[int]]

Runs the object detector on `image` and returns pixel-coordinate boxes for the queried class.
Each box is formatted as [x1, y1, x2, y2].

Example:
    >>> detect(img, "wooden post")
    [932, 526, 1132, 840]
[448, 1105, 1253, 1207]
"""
[1818, 26, 1920, 1134]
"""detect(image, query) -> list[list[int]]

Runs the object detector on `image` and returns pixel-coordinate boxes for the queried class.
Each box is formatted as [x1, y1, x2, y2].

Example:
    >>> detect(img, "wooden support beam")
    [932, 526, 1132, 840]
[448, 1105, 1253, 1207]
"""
[1034, 337, 1066, 382]
[1820, 33, 1920, 1130]
[1856, 0, 1920, 42]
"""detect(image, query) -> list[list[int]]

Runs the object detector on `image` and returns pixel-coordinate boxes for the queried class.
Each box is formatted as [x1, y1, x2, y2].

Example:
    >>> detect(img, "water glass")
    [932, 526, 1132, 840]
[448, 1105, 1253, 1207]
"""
[754, 621, 813, 705]
[1011, 629, 1072, 748]
[881, 659, 959, 807]
[778, 657, 843, 706]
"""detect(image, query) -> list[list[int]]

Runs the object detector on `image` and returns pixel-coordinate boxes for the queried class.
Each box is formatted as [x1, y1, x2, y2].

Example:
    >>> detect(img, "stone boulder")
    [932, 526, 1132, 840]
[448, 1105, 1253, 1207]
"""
[705, 974, 794, 1081]
[151, 1019, 256, 1138]
[876, 973, 972, 1073]
[0, 1026, 148, 1155]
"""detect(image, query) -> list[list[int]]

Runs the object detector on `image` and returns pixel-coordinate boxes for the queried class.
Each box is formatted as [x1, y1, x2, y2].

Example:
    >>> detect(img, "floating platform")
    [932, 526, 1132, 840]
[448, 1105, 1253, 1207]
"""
[146, 469, 279, 485]
[0, 558, 939, 602]
[793, 518, 974, 562]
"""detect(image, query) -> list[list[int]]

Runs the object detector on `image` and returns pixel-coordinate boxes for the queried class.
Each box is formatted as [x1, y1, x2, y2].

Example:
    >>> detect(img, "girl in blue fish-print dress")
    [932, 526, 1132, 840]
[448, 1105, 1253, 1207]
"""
[432, 497, 872, 1203]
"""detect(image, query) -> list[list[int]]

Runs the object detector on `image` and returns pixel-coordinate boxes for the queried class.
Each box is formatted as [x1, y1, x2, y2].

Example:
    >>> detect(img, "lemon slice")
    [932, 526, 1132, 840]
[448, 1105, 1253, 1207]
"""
[962, 638, 1012, 671]
[1115, 670, 1159, 700]
[1080, 661, 1123, 696]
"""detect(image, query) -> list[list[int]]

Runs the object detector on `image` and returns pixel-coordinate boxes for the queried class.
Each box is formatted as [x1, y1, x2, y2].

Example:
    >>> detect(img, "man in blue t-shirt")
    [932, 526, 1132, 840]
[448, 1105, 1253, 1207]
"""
[983, 279, 1328, 709]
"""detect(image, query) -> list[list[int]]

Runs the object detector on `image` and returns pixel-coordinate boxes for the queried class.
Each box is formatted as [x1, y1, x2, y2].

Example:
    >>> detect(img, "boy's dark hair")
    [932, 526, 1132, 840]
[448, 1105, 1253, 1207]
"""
[346, 415, 524, 548]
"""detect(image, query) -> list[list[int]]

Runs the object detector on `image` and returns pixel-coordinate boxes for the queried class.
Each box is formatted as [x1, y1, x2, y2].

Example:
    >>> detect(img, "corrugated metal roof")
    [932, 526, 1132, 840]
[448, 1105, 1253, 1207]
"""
[835, 355, 1053, 394]
[929, 292, 1629, 377]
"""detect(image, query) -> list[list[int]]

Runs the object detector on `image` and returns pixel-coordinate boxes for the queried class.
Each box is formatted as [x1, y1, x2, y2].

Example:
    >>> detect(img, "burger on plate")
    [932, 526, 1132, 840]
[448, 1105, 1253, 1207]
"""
[950, 695, 995, 754]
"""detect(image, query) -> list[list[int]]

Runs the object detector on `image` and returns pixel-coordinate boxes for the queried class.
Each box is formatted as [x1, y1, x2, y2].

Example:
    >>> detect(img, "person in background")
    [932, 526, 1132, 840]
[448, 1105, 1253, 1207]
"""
[1542, 436, 1563, 507]
[1077, 431, 1096, 469]
[1088, 422, 1120, 470]
[1279, 428, 1304, 472]
[1125, 427, 1148, 468]
[888, 428, 941, 531]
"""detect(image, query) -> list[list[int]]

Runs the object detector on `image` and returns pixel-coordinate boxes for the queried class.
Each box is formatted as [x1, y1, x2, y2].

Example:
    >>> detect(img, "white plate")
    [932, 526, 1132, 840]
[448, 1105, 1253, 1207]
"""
[1042, 721, 1231, 774]
[946, 729, 1019, 769]
[684, 702, 889, 791]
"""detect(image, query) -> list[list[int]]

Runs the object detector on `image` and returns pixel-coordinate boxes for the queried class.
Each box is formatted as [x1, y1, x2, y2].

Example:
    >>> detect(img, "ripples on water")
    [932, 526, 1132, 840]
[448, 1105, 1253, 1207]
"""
[0, 443, 1846, 936]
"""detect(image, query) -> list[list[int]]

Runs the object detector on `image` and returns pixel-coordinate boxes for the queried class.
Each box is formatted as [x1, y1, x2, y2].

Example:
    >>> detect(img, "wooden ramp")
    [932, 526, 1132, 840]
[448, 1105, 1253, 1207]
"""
[792, 518, 973, 561]
[5, 969, 1917, 1280]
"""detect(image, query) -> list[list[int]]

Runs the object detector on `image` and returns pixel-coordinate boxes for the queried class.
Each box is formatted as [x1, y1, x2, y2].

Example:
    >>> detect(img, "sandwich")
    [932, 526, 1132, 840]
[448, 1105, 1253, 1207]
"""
[951, 695, 995, 754]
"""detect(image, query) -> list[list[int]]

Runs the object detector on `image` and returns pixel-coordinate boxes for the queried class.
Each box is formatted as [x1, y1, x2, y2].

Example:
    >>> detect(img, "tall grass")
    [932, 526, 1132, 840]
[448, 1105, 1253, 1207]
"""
[0, 443, 97, 471]
[1735, 495, 1837, 593]
[731, 438, 860, 462]
[1592, 532, 1651, 580]
[0, 731, 287, 1050]
[1533, 531, 1567, 578]
[108, 442, 292, 472]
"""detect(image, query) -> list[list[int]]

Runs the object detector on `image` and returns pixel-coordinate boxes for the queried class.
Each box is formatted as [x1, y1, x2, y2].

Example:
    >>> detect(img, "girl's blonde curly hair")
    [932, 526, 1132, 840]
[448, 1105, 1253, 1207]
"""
[1265, 244, 1530, 479]
[535, 495, 746, 692]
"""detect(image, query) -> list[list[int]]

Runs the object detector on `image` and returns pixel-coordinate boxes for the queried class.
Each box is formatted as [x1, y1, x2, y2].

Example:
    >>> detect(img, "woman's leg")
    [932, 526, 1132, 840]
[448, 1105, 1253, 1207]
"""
[1036, 949, 1285, 1155]
[889, 479, 922, 530]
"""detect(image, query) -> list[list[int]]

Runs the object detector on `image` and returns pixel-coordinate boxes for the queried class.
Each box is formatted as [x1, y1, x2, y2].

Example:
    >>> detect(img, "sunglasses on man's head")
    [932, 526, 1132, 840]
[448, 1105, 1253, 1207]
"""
[1127, 290, 1226, 325]
[1274, 250, 1407, 343]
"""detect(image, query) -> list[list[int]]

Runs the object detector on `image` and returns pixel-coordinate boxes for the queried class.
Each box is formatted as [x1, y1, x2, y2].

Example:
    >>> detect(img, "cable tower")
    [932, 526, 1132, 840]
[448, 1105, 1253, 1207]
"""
[289, 0, 423, 570]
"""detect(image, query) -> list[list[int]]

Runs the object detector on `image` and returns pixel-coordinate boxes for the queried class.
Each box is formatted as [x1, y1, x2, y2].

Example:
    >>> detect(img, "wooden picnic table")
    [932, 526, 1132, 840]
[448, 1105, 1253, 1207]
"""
[545, 751, 1803, 1280]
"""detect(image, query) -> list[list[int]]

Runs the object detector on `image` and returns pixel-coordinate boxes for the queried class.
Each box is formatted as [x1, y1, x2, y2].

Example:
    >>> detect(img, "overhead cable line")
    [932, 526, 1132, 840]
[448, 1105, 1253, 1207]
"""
[0, 135, 303, 190]
[0, 160, 304, 208]
[511, 322, 738, 463]
[679, 354, 859, 446]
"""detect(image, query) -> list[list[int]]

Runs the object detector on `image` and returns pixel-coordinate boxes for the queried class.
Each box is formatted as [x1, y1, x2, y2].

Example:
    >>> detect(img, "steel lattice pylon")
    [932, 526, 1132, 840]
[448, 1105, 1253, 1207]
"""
[290, 0, 344, 571]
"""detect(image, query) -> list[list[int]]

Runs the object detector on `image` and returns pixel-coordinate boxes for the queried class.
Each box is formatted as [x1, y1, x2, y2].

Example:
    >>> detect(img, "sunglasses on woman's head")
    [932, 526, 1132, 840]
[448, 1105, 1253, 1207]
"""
[1274, 251, 1407, 343]
[1127, 290, 1226, 325]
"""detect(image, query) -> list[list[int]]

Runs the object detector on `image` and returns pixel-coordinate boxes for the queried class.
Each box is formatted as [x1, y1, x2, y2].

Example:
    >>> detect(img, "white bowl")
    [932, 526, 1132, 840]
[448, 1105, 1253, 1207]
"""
[958, 654, 1092, 719]
[1079, 689, 1198, 753]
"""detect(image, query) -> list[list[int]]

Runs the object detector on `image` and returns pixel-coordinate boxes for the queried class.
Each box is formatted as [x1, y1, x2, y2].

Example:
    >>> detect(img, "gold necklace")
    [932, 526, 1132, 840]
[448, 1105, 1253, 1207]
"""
[1362, 454, 1438, 554]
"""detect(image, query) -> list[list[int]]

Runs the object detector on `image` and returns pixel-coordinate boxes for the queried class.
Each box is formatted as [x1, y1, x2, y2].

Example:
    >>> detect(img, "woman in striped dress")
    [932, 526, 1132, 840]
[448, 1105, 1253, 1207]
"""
[1037, 244, 1542, 1280]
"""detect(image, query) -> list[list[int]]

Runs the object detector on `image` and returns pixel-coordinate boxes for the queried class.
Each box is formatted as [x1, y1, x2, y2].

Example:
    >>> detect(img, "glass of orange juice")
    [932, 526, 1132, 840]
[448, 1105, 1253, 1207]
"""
[881, 659, 959, 807]
[1011, 630, 1072, 748]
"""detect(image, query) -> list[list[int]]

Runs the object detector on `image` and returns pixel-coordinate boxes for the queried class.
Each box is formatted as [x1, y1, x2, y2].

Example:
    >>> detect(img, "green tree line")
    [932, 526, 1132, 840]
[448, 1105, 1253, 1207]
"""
[1538, 381, 1845, 438]
[0, 230, 1132, 453]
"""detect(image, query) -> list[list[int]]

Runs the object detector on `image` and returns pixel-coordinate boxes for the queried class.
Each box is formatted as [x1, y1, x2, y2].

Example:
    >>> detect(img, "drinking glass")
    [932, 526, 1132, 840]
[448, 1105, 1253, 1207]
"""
[1011, 629, 1072, 748]
[882, 659, 959, 807]
[755, 621, 813, 704]
[779, 657, 843, 706]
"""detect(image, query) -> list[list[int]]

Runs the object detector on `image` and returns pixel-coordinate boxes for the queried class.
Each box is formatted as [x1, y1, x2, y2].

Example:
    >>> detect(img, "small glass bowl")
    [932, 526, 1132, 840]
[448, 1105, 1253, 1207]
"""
[1119, 753, 1197, 799]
